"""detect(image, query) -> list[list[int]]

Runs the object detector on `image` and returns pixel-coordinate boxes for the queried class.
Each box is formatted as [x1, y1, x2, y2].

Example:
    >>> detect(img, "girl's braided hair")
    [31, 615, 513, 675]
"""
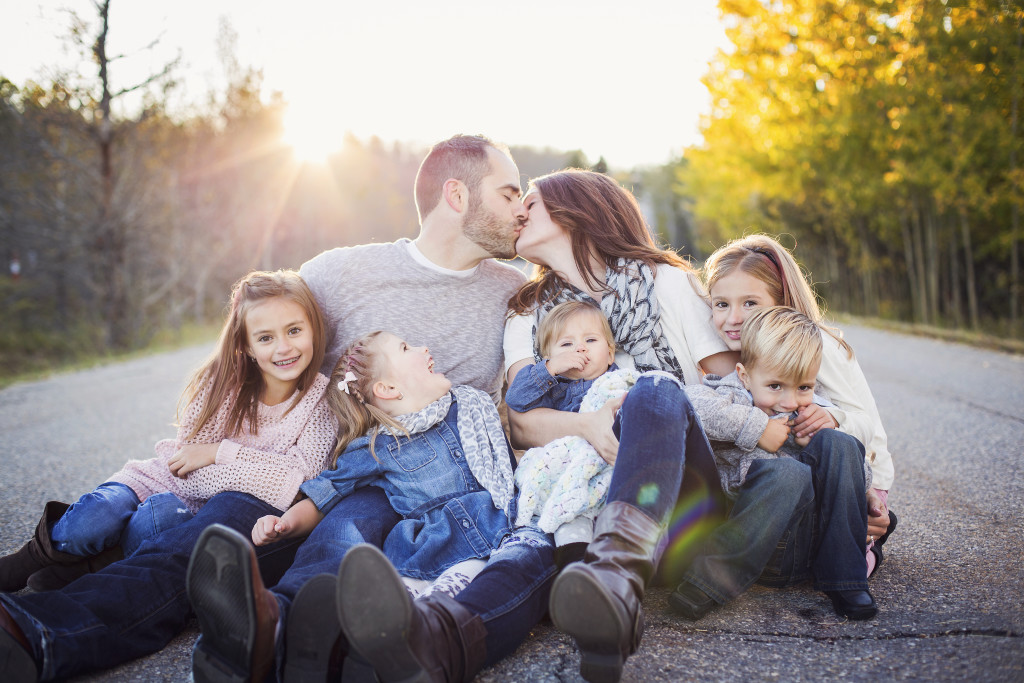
[326, 331, 407, 465]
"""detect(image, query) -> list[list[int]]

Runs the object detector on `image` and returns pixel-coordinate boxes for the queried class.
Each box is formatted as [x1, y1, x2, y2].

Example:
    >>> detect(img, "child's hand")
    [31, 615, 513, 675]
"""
[791, 404, 837, 440]
[546, 351, 587, 377]
[866, 489, 889, 542]
[168, 443, 219, 478]
[252, 515, 290, 546]
[757, 418, 791, 453]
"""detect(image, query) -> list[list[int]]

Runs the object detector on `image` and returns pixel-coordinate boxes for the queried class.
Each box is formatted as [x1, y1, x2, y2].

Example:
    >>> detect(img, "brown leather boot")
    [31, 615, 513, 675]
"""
[548, 501, 663, 683]
[0, 502, 78, 592]
[187, 524, 279, 683]
[336, 544, 486, 683]
[27, 544, 124, 591]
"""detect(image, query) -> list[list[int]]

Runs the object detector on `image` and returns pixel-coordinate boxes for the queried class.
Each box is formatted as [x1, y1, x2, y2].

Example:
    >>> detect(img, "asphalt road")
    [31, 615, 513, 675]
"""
[1, 323, 1022, 682]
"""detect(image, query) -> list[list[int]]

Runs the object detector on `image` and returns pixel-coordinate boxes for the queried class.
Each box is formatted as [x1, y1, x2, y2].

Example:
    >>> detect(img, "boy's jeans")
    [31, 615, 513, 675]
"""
[682, 429, 869, 603]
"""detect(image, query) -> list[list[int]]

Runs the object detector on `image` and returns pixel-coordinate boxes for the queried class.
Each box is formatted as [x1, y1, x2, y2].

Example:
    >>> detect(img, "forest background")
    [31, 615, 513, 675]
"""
[2, 0, 1022, 383]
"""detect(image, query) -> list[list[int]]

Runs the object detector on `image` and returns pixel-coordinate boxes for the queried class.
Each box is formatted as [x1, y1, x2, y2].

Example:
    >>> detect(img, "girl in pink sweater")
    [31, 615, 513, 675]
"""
[0, 270, 337, 591]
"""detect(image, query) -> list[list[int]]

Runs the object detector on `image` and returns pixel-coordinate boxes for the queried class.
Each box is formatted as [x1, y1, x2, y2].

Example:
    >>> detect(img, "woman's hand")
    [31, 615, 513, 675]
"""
[866, 489, 889, 542]
[580, 393, 625, 465]
[168, 443, 219, 478]
[791, 404, 837, 440]
[757, 418, 791, 453]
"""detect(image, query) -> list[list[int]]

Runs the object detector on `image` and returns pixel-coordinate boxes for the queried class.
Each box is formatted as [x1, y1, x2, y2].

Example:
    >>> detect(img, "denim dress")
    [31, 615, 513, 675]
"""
[300, 397, 514, 580]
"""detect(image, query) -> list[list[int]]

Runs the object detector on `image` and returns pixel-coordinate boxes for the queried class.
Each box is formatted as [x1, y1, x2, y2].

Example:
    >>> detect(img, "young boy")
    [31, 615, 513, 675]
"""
[505, 301, 637, 555]
[674, 306, 877, 620]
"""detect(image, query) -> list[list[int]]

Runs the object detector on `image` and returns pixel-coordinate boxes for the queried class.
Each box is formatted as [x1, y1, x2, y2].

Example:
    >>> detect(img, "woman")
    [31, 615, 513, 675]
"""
[504, 169, 735, 683]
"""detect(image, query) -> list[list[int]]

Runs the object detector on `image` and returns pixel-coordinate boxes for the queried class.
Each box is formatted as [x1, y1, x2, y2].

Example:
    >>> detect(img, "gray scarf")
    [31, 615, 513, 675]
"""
[395, 386, 514, 513]
[533, 258, 685, 381]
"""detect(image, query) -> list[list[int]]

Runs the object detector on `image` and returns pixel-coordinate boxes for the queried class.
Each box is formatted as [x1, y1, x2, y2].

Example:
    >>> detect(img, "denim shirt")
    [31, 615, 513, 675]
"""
[300, 397, 514, 580]
[506, 362, 619, 414]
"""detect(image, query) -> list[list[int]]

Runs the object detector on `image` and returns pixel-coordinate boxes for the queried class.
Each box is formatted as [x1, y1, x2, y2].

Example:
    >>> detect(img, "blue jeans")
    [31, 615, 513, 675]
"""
[607, 372, 724, 524]
[682, 430, 869, 602]
[0, 491, 300, 681]
[51, 483, 194, 557]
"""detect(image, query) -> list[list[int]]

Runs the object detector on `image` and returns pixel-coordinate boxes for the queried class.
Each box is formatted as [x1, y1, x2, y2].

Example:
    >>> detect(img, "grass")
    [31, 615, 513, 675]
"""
[0, 322, 221, 390]
[833, 314, 1024, 355]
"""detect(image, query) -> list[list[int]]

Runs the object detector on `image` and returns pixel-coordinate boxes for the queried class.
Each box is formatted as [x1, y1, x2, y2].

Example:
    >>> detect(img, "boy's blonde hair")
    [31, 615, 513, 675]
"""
[536, 301, 615, 360]
[327, 331, 408, 466]
[740, 306, 822, 381]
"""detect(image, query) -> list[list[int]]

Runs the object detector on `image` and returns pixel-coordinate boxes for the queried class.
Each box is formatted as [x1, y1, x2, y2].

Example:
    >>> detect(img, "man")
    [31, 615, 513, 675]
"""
[0, 135, 556, 683]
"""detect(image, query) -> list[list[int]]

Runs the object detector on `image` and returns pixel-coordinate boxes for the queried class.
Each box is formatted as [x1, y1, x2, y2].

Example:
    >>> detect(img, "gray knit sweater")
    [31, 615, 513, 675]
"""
[684, 371, 872, 498]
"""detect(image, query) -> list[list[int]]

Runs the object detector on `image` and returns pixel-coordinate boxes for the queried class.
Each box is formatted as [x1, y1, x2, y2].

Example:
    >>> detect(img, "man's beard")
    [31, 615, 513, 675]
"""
[463, 196, 518, 259]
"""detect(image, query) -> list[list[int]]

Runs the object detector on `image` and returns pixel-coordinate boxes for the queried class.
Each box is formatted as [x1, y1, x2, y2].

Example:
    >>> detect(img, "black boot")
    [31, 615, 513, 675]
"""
[27, 545, 124, 591]
[0, 502, 78, 592]
[283, 573, 349, 683]
[548, 501, 662, 683]
[336, 544, 486, 683]
[187, 525, 280, 683]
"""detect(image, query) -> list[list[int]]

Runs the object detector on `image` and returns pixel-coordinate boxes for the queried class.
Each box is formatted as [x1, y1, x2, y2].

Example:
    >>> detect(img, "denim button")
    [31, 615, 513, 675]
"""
[462, 519, 470, 528]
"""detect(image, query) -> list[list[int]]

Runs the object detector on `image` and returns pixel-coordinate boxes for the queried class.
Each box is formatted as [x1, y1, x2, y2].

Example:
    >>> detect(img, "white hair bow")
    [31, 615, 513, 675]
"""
[338, 371, 358, 394]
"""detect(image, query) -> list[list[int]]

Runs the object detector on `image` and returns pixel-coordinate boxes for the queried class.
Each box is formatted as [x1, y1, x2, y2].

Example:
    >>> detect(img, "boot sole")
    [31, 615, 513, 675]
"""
[336, 544, 427, 683]
[549, 569, 626, 683]
[186, 525, 260, 683]
[284, 573, 342, 683]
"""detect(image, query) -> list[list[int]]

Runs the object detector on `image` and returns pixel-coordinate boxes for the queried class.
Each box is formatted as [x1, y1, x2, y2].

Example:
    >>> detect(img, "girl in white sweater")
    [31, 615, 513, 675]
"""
[0, 270, 337, 591]
[701, 234, 896, 575]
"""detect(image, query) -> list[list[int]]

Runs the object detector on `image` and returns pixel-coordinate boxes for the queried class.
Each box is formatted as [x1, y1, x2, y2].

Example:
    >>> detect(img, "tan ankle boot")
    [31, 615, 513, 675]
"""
[548, 501, 662, 683]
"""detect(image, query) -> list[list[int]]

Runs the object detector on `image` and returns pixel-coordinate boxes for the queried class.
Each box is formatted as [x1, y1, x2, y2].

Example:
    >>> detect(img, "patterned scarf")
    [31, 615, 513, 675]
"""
[395, 386, 514, 513]
[533, 258, 685, 381]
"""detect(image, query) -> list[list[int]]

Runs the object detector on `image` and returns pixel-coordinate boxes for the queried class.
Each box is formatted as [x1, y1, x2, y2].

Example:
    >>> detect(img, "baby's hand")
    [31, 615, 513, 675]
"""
[252, 515, 289, 546]
[791, 404, 836, 440]
[757, 418, 791, 453]
[546, 351, 587, 377]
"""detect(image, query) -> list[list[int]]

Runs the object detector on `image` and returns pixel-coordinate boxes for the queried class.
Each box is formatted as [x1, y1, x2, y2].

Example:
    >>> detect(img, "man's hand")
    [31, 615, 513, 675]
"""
[168, 443, 219, 478]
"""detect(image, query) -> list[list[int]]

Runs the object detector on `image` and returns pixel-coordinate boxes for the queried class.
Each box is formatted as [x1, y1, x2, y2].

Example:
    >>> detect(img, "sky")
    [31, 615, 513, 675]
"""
[2, 1, 730, 169]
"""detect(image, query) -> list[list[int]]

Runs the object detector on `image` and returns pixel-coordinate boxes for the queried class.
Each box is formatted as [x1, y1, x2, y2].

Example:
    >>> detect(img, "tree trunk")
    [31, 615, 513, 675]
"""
[959, 205, 980, 330]
[911, 196, 929, 324]
[900, 208, 922, 322]
[1010, 18, 1022, 335]
[924, 198, 939, 325]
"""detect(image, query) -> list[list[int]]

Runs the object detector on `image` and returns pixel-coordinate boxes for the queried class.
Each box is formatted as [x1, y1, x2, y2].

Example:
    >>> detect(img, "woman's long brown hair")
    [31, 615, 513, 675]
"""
[508, 169, 694, 316]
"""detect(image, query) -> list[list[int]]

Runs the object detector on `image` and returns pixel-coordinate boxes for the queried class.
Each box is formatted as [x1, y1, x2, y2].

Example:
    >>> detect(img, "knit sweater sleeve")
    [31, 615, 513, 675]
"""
[684, 374, 769, 451]
[177, 374, 337, 511]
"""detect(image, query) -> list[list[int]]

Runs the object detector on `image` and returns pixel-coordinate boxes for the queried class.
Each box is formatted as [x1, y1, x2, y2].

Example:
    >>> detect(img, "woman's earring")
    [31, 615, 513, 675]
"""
[398, 392, 404, 401]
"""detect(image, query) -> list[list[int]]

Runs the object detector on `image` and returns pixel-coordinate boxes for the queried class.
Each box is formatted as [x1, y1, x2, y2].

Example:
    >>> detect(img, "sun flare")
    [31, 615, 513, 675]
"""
[281, 104, 337, 164]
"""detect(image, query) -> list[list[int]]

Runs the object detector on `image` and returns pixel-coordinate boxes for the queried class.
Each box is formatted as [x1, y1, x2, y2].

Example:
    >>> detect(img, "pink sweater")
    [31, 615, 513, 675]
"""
[109, 373, 337, 513]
